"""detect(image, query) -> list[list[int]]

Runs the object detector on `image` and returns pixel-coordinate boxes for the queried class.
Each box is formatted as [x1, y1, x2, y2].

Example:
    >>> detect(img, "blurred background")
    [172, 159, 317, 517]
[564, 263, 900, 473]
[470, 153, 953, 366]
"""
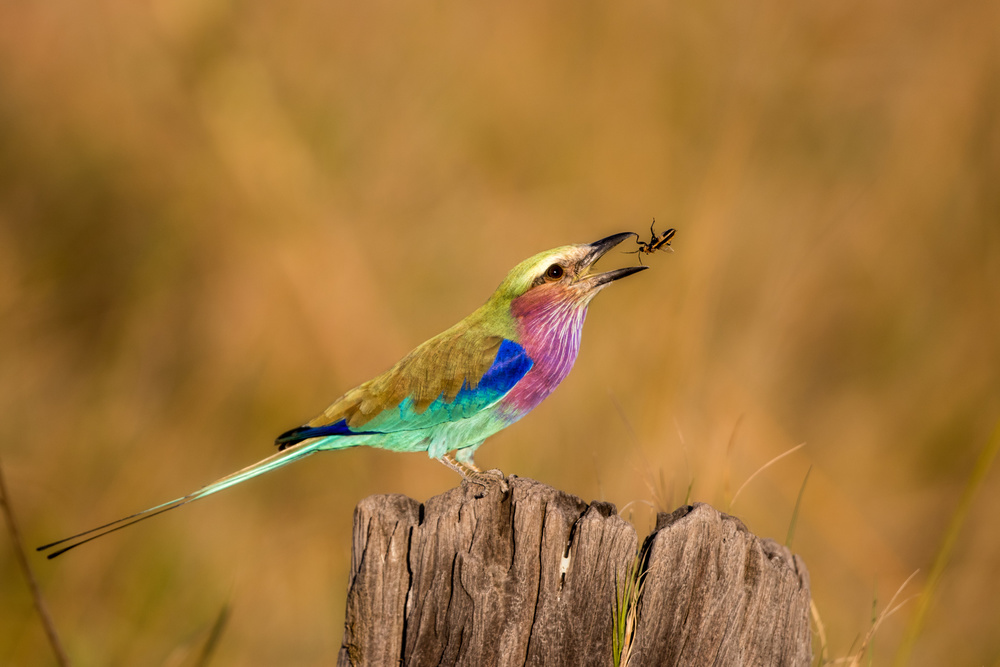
[2, 0, 998, 664]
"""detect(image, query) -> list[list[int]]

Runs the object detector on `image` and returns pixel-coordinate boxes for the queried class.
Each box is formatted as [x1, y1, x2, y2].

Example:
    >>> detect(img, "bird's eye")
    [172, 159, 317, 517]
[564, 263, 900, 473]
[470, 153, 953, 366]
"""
[544, 264, 564, 281]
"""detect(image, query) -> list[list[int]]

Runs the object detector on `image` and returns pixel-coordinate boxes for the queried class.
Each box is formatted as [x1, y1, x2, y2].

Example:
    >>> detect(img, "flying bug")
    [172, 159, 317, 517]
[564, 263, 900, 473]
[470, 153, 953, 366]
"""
[625, 220, 676, 264]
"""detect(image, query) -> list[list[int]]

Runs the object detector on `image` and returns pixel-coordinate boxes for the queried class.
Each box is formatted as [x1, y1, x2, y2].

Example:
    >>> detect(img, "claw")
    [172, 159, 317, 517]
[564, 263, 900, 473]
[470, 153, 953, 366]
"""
[461, 467, 508, 494]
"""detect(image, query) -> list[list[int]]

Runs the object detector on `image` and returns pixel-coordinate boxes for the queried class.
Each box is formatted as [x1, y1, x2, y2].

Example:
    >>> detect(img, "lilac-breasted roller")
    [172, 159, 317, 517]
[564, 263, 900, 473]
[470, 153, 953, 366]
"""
[39, 232, 648, 557]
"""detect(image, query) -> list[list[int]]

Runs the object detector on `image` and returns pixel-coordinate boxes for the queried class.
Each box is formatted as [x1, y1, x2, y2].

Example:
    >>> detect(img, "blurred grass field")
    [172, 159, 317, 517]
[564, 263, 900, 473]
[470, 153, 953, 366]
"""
[2, 0, 999, 664]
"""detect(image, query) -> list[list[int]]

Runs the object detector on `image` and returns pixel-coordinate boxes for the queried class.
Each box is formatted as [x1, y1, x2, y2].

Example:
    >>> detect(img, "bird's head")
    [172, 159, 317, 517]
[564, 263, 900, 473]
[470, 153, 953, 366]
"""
[488, 232, 647, 321]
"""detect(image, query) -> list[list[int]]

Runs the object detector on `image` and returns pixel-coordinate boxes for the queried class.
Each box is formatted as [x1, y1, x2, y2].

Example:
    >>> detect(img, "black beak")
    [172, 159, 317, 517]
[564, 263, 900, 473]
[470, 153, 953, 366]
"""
[580, 232, 649, 285]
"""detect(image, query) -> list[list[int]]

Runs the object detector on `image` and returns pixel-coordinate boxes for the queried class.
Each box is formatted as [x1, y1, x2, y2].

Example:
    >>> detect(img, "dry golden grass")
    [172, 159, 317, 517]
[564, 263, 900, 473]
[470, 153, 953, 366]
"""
[2, 0, 998, 664]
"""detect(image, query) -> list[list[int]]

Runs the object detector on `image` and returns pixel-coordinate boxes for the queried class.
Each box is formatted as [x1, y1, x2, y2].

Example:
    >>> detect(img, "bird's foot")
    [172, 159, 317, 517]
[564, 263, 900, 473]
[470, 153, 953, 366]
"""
[440, 453, 507, 494]
[479, 468, 506, 481]
[464, 468, 508, 494]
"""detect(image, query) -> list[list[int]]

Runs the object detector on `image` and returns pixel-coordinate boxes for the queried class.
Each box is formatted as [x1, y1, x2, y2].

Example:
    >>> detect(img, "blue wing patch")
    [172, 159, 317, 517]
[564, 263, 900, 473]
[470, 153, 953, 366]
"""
[470, 338, 533, 396]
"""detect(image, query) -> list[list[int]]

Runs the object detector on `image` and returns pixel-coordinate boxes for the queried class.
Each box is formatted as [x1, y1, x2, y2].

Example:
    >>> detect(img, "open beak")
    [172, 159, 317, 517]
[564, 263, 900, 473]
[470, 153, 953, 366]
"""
[577, 232, 648, 287]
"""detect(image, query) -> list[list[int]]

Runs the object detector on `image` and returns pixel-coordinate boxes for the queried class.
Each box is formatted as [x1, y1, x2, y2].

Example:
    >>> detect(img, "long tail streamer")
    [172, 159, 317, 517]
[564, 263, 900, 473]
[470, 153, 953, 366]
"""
[37, 441, 323, 559]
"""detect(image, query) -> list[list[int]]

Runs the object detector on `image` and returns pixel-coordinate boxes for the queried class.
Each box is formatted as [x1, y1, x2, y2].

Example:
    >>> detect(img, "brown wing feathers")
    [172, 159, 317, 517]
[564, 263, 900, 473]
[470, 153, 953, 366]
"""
[307, 327, 503, 430]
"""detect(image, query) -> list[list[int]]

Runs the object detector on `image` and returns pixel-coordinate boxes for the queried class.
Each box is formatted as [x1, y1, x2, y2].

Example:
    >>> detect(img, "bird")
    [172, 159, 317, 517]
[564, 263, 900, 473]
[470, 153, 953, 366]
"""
[38, 232, 648, 558]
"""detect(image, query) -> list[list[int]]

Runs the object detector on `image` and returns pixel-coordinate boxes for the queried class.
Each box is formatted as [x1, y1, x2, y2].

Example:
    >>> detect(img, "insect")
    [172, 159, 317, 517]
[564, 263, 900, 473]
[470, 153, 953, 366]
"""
[625, 220, 675, 264]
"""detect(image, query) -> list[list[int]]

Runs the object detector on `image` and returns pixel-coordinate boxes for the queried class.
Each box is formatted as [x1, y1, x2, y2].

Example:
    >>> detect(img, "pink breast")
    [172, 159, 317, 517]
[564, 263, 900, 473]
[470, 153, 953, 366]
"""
[499, 294, 588, 419]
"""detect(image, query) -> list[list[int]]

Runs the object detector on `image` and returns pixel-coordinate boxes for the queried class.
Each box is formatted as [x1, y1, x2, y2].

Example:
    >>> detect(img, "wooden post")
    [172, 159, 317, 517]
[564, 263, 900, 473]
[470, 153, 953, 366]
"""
[338, 477, 811, 666]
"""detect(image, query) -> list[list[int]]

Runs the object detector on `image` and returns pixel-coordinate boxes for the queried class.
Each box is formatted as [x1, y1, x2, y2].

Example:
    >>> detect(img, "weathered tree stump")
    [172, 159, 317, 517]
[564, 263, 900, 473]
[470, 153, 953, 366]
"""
[338, 477, 810, 666]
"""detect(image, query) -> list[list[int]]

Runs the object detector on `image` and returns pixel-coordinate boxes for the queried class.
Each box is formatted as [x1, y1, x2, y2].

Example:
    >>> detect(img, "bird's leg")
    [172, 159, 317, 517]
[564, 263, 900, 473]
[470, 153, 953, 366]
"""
[455, 447, 505, 482]
[440, 452, 481, 477]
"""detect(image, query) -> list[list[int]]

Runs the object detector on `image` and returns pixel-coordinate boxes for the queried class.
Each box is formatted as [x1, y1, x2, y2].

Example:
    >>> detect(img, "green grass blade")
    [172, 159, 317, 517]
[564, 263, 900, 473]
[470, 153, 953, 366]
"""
[786, 465, 812, 548]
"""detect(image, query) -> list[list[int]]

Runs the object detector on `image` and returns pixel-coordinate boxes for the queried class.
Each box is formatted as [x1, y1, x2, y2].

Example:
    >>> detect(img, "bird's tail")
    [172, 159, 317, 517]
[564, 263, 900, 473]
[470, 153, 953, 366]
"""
[37, 438, 328, 559]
